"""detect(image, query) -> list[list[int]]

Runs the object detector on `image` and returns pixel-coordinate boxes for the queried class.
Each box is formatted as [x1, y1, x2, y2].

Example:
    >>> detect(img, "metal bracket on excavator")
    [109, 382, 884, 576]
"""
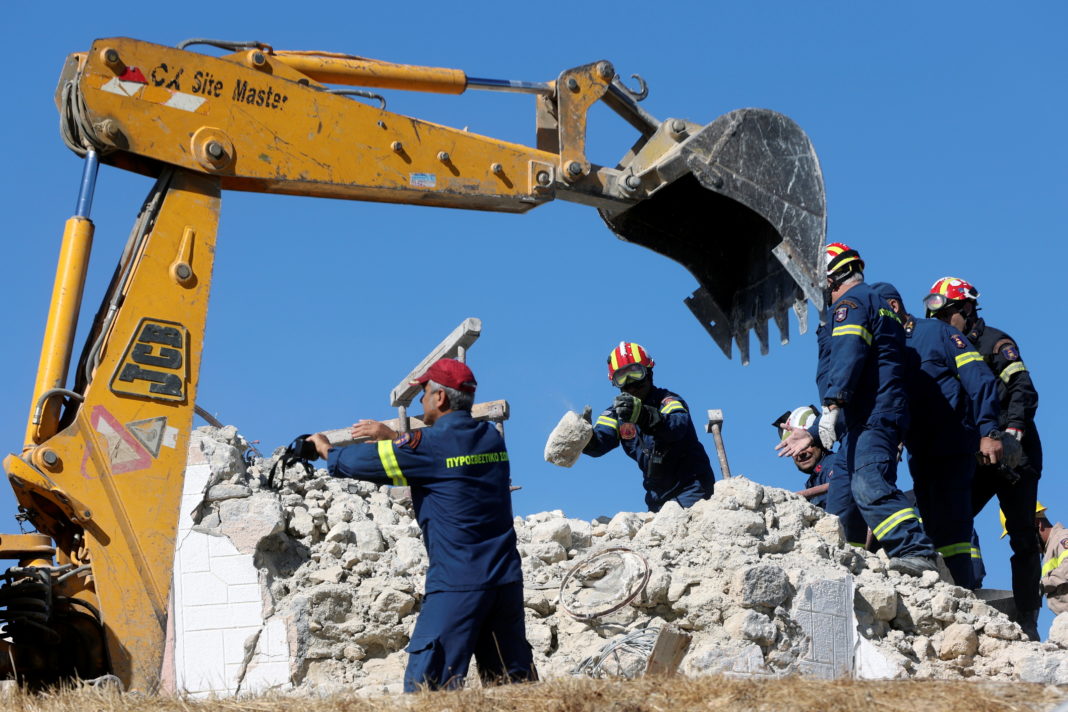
[601, 108, 826, 364]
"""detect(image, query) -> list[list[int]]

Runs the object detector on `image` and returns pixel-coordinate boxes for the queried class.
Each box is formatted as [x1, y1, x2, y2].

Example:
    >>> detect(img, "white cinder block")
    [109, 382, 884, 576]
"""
[241, 661, 292, 692]
[178, 629, 226, 693]
[179, 494, 203, 530]
[181, 572, 228, 608]
[211, 554, 258, 586]
[184, 463, 213, 495]
[184, 601, 264, 632]
[207, 533, 240, 558]
[262, 617, 290, 660]
[222, 627, 254, 666]
[177, 531, 211, 573]
[228, 583, 262, 604]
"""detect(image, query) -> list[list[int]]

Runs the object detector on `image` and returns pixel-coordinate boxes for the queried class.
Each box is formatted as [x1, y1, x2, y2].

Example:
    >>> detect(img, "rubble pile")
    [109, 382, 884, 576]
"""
[185, 426, 1068, 695]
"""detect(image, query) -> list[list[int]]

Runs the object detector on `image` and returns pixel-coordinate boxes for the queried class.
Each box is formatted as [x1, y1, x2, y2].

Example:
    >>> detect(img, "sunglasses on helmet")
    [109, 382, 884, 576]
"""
[611, 363, 648, 387]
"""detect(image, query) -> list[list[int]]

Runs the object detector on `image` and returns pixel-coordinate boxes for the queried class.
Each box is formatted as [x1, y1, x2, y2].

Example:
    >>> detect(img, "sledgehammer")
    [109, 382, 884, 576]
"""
[705, 409, 732, 479]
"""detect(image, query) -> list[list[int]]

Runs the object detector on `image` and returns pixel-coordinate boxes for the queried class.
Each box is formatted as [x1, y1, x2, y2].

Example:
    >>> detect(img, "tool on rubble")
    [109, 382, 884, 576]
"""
[705, 409, 732, 478]
[1, 37, 825, 689]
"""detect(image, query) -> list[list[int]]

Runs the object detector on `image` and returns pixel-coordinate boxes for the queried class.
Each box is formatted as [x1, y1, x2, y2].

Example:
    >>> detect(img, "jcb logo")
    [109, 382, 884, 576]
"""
[111, 319, 189, 402]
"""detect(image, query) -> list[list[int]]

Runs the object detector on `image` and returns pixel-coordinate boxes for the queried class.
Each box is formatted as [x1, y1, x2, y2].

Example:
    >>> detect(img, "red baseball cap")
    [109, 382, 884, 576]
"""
[410, 358, 478, 393]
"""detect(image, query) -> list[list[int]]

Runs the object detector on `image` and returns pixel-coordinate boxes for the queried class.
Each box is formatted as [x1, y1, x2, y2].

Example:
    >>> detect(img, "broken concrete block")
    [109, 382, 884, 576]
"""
[218, 496, 284, 552]
[856, 584, 898, 622]
[531, 519, 572, 547]
[792, 578, 854, 679]
[206, 484, 252, 502]
[724, 610, 776, 646]
[938, 623, 979, 659]
[544, 410, 593, 468]
[732, 565, 790, 609]
[1050, 612, 1068, 648]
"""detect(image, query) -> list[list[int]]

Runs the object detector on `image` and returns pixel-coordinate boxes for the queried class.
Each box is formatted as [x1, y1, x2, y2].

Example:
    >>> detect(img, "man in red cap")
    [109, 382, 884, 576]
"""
[307, 358, 534, 692]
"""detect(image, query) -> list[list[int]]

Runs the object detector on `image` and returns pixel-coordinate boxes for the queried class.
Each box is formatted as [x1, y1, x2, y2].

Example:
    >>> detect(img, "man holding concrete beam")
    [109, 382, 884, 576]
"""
[581, 341, 715, 512]
[307, 358, 535, 692]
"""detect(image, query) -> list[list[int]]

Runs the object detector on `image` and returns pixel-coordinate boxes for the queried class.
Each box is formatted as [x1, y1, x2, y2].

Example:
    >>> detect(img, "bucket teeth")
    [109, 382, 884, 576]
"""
[793, 299, 809, 336]
[754, 316, 770, 357]
[602, 108, 825, 362]
[773, 308, 789, 346]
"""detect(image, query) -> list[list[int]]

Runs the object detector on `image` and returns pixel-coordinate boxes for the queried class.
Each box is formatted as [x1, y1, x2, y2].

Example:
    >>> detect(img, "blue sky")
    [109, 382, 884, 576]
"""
[2, 4, 1065, 632]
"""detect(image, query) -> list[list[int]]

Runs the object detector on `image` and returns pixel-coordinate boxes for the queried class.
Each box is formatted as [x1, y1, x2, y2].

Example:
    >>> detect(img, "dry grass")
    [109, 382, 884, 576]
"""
[2, 676, 1065, 712]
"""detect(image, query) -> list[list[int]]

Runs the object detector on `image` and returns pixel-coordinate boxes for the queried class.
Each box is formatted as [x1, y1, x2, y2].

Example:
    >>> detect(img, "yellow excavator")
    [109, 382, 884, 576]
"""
[0, 38, 825, 691]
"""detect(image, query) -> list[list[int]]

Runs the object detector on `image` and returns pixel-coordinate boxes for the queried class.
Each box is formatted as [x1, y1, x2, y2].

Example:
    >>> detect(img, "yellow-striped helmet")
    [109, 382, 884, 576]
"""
[999, 501, 1047, 538]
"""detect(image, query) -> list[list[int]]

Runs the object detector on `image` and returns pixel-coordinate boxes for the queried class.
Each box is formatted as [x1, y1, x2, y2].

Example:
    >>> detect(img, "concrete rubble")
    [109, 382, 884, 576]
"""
[174, 425, 1068, 696]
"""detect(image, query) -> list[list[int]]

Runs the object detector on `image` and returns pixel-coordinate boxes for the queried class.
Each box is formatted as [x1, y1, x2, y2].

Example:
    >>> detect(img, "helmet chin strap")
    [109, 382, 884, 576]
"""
[962, 303, 980, 333]
[824, 266, 855, 307]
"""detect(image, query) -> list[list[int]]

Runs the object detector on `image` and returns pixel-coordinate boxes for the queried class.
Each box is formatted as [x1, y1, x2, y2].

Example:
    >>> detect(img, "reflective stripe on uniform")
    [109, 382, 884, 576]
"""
[954, 351, 984, 369]
[971, 545, 982, 560]
[878, 308, 902, 325]
[936, 542, 973, 558]
[660, 400, 686, 415]
[999, 361, 1027, 384]
[1043, 550, 1068, 577]
[831, 324, 873, 344]
[872, 507, 918, 540]
[596, 416, 619, 431]
[377, 440, 408, 486]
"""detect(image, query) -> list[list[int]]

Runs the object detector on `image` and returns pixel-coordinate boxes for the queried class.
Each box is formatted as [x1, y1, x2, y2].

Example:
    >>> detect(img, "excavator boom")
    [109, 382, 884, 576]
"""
[0, 37, 825, 690]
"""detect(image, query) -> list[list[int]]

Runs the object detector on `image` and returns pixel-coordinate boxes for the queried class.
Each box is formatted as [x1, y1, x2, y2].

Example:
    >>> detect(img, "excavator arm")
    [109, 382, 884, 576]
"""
[0, 37, 825, 691]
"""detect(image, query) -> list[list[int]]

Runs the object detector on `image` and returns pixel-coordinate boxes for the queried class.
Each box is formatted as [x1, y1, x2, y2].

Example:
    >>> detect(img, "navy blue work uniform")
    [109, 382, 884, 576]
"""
[967, 317, 1042, 615]
[899, 311, 1000, 589]
[818, 281, 934, 559]
[815, 449, 869, 546]
[327, 410, 533, 691]
[583, 387, 715, 512]
[813, 319, 867, 547]
[803, 458, 830, 509]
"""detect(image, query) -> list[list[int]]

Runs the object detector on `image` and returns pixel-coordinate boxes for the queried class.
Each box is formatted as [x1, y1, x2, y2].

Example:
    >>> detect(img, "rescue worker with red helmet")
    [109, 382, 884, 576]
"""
[871, 282, 1002, 589]
[779, 243, 937, 576]
[925, 276, 1042, 639]
[582, 342, 715, 512]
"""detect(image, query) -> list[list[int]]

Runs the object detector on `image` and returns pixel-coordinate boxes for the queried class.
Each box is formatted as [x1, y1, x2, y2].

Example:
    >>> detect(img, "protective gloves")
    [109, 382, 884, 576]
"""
[1005, 427, 1024, 442]
[612, 393, 662, 429]
[581, 405, 593, 424]
[819, 405, 840, 451]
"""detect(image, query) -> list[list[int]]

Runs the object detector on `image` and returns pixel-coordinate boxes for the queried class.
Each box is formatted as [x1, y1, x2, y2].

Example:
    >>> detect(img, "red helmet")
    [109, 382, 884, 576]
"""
[825, 242, 864, 277]
[607, 341, 654, 383]
[924, 276, 980, 316]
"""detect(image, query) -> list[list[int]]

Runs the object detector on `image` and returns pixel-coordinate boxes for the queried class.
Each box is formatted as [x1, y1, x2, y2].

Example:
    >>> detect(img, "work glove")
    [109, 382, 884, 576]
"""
[581, 405, 592, 424]
[613, 394, 661, 429]
[819, 405, 840, 451]
[1005, 427, 1024, 442]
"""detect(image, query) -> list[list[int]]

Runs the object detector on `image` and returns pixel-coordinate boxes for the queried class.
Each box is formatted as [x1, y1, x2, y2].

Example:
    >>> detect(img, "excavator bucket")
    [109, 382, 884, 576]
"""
[601, 108, 825, 364]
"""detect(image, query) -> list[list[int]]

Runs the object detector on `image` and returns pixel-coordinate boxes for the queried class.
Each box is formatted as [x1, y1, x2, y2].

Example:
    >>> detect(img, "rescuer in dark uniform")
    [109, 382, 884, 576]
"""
[924, 276, 1042, 640]
[307, 358, 535, 690]
[872, 282, 1002, 589]
[773, 405, 867, 547]
[582, 341, 715, 512]
[779, 243, 936, 575]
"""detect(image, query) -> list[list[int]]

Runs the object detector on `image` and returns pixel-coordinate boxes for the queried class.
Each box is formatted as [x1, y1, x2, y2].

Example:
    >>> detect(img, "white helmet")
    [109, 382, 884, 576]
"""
[778, 405, 818, 441]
